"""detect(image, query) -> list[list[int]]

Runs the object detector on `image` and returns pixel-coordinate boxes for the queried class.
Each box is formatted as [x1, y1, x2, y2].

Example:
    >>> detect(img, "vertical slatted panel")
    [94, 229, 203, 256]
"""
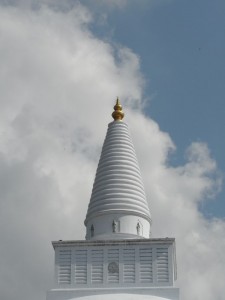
[75, 250, 87, 284]
[58, 249, 71, 284]
[156, 248, 169, 282]
[123, 248, 135, 283]
[91, 249, 104, 284]
[107, 249, 119, 283]
[139, 248, 153, 283]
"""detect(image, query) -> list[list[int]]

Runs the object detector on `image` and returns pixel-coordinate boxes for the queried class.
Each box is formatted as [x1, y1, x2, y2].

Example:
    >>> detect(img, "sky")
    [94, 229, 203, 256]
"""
[0, 1, 224, 300]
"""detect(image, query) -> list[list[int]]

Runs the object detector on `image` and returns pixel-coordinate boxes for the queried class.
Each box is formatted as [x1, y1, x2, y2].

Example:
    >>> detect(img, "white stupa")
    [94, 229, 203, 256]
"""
[46, 99, 179, 300]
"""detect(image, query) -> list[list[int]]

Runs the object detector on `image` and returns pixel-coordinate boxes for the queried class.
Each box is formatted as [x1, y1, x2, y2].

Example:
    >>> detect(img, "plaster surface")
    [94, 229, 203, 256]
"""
[85, 121, 151, 240]
[47, 287, 179, 300]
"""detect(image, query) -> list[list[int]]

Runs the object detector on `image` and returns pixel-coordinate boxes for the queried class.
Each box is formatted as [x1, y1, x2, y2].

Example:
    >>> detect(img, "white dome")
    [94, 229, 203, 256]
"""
[85, 120, 151, 239]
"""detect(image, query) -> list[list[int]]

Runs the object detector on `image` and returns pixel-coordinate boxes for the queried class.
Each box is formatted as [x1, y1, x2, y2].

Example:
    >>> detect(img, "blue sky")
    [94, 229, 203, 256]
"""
[87, 0, 225, 218]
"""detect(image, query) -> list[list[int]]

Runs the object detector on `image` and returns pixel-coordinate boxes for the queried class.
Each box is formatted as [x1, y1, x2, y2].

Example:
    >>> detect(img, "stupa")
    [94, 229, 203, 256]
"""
[46, 99, 179, 300]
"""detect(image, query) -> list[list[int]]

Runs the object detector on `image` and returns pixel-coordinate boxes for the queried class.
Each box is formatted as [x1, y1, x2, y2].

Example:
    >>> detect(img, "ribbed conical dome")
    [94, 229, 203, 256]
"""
[85, 100, 151, 240]
[86, 121, 150, 221]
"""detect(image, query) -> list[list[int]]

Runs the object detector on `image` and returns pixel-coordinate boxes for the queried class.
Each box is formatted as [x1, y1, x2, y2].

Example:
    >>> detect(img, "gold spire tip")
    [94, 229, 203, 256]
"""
[112, 97, 124, 121]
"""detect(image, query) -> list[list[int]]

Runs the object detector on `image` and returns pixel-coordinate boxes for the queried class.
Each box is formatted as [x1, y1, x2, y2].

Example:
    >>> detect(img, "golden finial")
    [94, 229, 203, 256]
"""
[112, 97, 124, 121]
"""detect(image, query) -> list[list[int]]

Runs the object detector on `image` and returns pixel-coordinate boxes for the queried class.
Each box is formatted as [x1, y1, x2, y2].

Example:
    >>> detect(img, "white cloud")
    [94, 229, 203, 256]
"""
[0, 2, 224, 300]
[83, 0, 173, 10]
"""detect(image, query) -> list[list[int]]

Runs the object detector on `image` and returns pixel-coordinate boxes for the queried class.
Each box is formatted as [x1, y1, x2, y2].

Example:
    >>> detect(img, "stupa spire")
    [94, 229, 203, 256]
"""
[112, 97, 124, 121]
[47, 99, 179, 300]
[85, 99, 151, 240]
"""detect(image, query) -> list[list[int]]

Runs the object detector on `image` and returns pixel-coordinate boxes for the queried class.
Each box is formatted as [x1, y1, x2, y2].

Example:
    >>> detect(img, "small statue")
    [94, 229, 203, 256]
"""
[136, 222, 140, 235]
[112, 220, 117, 233]
[91, 224, 94, 237]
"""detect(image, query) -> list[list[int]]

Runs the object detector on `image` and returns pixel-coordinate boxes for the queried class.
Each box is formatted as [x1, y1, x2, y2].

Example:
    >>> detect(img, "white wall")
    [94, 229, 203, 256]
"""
[86, 213, 151, 240]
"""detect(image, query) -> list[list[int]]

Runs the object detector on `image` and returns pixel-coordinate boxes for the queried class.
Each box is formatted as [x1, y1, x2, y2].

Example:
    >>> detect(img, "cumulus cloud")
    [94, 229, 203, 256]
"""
[0, 1, 224, 300]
